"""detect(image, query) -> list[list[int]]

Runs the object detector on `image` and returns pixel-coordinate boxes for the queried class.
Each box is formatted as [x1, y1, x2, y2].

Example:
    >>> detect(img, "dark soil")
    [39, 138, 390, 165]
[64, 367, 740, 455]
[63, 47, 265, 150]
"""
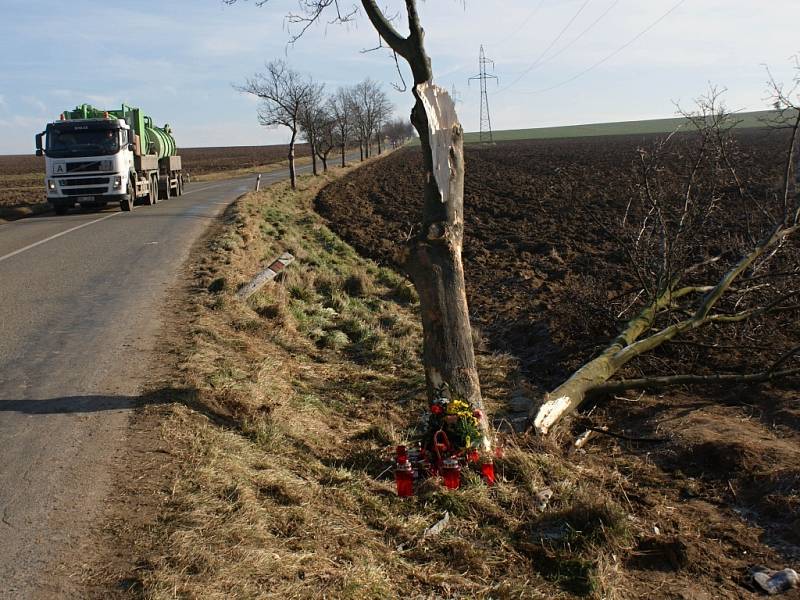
[179, 144, 311, 177]
[315, 133, 800, 598]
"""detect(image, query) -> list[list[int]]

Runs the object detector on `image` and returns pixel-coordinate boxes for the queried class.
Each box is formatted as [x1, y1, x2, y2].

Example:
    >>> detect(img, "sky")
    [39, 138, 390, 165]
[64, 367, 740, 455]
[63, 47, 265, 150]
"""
[0, 0, 798, 154]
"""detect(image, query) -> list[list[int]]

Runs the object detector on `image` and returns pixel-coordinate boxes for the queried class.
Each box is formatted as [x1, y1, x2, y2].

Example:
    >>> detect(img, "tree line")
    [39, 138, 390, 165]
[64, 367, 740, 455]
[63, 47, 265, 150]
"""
[237, 60, 415, 189]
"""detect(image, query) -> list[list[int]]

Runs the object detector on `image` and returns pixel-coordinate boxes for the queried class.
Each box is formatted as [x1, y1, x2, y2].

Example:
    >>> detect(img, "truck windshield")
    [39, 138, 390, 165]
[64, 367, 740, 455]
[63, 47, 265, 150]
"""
[46, 127, 120, 157]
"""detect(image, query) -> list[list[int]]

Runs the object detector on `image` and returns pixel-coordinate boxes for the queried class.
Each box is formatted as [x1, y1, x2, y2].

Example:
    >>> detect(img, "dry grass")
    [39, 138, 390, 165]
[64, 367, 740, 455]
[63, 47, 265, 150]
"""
[138, 161, 642, 599]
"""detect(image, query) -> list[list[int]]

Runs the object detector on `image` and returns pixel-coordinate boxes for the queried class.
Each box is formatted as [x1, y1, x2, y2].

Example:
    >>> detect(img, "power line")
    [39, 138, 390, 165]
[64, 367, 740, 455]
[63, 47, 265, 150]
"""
[500, 0, 592, 92]
[530, 0, 620, 74]
[511, 0, 688, 95]
[493, 0, 547, 49]
[497, 0, 619, 93]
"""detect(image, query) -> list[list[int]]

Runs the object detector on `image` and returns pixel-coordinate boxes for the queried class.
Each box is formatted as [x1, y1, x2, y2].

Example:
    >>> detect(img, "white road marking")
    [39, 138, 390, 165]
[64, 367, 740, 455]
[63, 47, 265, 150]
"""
[0, 177, 256, 265]
[0, 212, 120, 265]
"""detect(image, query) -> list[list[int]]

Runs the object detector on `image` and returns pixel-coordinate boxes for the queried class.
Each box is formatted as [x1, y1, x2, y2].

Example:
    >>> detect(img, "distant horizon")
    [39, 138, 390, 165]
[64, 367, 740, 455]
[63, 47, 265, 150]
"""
[1, 107, 783, 157]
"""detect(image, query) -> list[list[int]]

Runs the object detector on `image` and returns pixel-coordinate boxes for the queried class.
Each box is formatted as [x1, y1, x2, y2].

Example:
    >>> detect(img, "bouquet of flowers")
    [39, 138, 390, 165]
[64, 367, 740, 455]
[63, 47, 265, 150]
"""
[423, 388, 483, 459]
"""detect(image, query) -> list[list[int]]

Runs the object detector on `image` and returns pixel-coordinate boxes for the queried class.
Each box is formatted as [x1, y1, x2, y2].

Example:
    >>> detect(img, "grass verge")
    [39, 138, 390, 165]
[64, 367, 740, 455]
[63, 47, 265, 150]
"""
[135, 160, 639, 599]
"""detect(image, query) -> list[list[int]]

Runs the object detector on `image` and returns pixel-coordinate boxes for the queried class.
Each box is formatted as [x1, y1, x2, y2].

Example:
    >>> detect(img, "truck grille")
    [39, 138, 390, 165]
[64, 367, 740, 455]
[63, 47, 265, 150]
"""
[63, 187, 108, 197]
[66, 161, 103, 173]
[60, 177, 110, 187]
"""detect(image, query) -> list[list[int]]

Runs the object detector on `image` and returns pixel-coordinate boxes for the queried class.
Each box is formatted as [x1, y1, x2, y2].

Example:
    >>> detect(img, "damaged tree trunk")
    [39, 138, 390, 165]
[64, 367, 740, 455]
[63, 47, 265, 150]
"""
[406, 84, 491, 450]
[361, 0, 491, 449]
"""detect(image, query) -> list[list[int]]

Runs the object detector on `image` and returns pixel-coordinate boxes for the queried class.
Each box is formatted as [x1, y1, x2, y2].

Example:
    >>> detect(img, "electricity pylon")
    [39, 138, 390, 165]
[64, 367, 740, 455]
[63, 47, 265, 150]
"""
[468, 45, 499, 143]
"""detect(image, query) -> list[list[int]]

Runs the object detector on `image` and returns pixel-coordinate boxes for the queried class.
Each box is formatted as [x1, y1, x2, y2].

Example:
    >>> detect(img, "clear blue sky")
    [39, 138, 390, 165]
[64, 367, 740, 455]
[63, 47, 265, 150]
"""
[1, 0, 798, 154]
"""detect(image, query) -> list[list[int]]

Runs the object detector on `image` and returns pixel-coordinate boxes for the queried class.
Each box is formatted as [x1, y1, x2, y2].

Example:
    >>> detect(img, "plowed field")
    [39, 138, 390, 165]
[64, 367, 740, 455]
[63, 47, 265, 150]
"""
[316, 133, 800, 598]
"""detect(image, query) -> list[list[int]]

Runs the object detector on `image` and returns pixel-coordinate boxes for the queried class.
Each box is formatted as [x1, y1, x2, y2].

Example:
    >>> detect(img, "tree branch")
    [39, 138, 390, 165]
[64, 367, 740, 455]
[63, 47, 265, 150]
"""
[360, 0, 408, 57]
[593, 367, 800, 395]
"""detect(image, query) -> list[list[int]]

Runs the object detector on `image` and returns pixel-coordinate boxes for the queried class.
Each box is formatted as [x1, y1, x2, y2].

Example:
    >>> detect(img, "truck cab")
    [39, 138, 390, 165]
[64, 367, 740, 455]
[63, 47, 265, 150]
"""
[37, 117, 135, 214]
[36, 104, 182, 214]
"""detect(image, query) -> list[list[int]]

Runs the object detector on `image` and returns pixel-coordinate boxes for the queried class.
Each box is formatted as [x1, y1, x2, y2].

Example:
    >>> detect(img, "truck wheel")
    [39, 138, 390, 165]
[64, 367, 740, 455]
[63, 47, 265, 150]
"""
[120, 183, 134, 212]
[160, 174, 172, 200]
[176, 174, 183, 196]
[147, 175, 158, 205]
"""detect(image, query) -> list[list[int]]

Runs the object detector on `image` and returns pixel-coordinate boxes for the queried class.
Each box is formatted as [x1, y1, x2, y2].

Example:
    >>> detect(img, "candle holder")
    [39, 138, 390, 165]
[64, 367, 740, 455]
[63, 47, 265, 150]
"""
[396, 445, 408, 463]
[480, 457, 495, 486]
[441, 458, 461, 490]
[395, 460, 414, 497]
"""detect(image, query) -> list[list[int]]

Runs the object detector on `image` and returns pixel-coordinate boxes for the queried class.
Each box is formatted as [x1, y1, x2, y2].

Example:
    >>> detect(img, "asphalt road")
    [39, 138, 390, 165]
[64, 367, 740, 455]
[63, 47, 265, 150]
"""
[0, 160, 332, 598]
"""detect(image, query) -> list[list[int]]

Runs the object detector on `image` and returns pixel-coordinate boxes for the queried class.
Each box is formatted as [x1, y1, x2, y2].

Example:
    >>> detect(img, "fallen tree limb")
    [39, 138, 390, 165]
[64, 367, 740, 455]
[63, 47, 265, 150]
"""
[531, 223, 798, 434]
[530, 119, 800, 435]
[593, 367, 800, 395]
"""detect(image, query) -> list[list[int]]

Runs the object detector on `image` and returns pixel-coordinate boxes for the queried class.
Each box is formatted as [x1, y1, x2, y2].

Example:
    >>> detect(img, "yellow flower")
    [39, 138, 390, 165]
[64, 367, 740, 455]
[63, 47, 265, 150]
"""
[446, 399, 471, 415]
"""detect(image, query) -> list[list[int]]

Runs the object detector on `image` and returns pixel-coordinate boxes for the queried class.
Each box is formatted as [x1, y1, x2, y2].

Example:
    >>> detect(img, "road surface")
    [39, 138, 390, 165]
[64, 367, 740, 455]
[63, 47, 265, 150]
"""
[0, 161, 334, 598]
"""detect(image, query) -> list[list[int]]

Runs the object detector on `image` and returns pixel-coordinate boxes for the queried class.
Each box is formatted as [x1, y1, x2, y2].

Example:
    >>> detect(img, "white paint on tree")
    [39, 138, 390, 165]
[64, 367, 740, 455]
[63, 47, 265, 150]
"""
[415, 82, 458, 206]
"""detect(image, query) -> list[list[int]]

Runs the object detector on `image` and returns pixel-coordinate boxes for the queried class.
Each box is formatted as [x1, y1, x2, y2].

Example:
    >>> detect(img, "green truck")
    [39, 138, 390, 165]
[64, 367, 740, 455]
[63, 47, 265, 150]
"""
[36, 103, 183, 214]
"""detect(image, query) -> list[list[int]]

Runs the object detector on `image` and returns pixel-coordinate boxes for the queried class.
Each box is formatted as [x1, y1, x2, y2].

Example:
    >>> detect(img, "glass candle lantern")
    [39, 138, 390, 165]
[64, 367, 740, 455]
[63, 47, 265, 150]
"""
[396, 445, 408, 463]
[481, 458, 496, 486]
[395, 460, 414, 497]
[441, 458, 461, 490]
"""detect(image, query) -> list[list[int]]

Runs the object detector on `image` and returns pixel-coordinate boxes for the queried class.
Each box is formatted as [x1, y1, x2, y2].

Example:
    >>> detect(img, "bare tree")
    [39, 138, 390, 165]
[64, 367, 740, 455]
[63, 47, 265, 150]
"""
[236, 60, 316, 189]
[225, 0, 492, 449]
[298, 81, 326, 176]
[531, 83, 800, 435]
[384, 117, 415, 148]
[328, 87, 353, 167]
[347, 84, 368, 161]
[373, 87, 393, 155]
[314, 106, 337, 171]
[349, 79, 387, 160]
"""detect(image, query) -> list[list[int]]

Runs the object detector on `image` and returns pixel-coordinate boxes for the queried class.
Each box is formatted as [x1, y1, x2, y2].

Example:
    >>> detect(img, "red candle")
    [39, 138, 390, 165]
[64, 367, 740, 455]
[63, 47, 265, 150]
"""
[481, 458, 495, 486]
[396, 445, 408, 463]
[395, 461, 414, 497]
[441, 458, 461, 490]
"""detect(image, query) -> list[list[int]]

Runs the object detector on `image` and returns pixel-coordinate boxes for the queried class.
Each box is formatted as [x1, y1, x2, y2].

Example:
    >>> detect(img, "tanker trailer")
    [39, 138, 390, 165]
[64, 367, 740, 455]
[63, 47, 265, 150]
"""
[35, 103, 183, 214]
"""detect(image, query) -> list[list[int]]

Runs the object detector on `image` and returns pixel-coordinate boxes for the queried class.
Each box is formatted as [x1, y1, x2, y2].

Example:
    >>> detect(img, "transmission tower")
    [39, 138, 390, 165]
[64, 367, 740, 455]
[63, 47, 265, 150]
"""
[468, 45, 499, 143]
[450, 84, 462, 106]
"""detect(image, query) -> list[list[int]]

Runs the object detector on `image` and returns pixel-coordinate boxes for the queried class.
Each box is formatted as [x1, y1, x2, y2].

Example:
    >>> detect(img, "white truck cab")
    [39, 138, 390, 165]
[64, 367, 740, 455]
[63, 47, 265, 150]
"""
[37, 118, 135, 214]
[36, 105, 182, 214]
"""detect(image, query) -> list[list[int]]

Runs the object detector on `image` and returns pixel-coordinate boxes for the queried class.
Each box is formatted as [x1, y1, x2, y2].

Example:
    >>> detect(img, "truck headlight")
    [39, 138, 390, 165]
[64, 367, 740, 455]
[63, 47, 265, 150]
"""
[113, 176, 123, 189]
[101, 160, 113, 171]
[47, 179, 56, 190]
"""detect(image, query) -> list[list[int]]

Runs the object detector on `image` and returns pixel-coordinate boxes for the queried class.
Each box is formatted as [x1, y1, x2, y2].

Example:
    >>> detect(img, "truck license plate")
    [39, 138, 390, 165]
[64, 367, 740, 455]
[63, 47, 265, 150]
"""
[77, 196, 94, 202]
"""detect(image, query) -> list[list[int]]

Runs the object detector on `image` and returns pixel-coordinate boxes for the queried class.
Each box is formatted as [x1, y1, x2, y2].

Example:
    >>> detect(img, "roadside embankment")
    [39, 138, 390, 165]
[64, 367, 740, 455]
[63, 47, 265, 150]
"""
[102, 155, 651, 598]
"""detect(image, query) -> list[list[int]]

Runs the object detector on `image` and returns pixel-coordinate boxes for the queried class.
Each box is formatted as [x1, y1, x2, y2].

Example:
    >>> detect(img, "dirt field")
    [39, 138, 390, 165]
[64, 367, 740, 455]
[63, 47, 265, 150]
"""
[315, 133, 800, 597]
[179, 143, 311, 177]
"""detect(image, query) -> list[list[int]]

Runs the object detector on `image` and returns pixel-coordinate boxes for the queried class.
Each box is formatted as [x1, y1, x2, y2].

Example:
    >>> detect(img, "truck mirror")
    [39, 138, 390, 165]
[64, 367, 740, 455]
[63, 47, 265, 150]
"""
[35, 132, 44, 155]
[36, 149, 44, 157]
